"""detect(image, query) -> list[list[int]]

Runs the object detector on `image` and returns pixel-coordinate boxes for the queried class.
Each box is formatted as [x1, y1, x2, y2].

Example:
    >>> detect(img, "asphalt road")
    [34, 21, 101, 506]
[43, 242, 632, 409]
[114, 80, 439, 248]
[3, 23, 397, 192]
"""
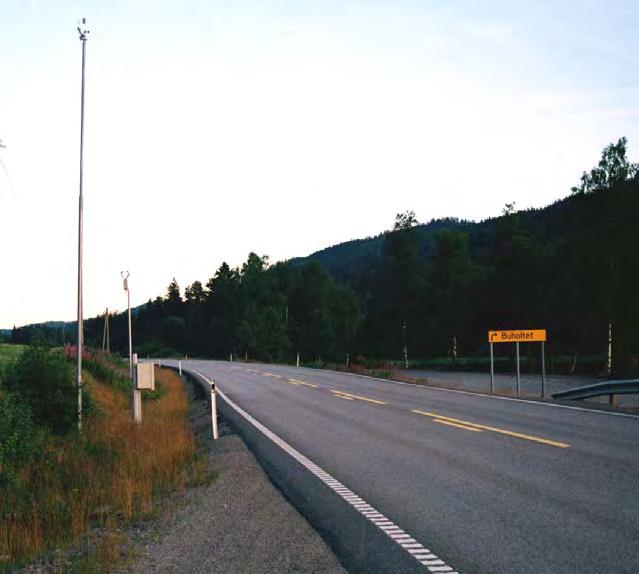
[166, 360, 639, 573]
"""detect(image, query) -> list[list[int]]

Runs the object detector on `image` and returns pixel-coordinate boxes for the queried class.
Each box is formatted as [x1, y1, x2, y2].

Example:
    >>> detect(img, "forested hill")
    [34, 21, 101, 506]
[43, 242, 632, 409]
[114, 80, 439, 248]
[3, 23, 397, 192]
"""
[291, 218, 473, 285]
[292, 196, 580, 290]
[7, 139, 639, 377]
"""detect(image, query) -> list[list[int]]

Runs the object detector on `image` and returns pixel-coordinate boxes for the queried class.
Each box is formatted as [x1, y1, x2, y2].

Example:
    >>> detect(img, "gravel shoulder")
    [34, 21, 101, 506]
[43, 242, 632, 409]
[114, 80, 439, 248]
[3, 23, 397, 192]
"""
[398, 368, 639, 412]
[131, 376, 344, 574]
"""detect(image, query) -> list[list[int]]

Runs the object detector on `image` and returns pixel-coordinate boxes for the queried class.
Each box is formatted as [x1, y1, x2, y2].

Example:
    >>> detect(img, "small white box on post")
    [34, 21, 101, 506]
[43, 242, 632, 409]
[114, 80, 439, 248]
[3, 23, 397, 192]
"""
[136, 363, 155, 391]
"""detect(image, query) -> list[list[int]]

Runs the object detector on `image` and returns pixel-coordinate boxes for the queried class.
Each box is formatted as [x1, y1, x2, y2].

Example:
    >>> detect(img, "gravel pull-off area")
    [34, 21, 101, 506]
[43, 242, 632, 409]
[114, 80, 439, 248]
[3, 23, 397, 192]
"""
[132, 378, 344, 574]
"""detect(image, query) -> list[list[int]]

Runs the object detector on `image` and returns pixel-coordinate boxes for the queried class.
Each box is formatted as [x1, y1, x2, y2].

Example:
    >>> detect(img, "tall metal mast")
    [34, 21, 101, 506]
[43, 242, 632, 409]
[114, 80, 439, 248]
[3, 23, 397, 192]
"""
[76, 18, 89, 431]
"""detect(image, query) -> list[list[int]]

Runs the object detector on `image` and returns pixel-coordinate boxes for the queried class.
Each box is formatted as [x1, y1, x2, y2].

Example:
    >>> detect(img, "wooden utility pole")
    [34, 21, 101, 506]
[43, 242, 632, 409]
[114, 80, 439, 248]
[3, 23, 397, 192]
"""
[102, 307, 110, 352]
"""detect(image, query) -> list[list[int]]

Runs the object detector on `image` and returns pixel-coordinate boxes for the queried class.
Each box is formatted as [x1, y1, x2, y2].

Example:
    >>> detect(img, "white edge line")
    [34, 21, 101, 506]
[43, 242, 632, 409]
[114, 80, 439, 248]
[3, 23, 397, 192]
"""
[193, 371, 459, 573]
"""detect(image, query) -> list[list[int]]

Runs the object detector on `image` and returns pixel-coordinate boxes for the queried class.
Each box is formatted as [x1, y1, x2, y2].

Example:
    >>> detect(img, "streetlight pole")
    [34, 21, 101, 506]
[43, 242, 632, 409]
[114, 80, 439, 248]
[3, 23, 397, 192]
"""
[122, 271, 141, 423]
[76, 18, 89, 431]
[121, 271, 133, 379]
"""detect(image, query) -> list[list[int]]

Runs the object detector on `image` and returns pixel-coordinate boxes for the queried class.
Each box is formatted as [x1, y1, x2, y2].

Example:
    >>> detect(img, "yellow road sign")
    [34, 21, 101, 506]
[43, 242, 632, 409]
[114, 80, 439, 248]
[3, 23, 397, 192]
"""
[488, 329, 547, 343]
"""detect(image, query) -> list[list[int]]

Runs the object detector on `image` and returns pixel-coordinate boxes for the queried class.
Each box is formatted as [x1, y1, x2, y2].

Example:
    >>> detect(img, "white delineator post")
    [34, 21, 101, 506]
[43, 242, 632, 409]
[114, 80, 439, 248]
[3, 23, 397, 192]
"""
[178, 360, 182, 375]
[296, 352, 300, 368]
[210, 380, 219, 440]
[402, 320, 408, 369]
[132, 353, 142, 423]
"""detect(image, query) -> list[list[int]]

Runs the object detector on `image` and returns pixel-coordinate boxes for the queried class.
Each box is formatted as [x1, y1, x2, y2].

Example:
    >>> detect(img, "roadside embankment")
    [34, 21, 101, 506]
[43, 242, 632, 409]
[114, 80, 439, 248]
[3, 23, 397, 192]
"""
[2, 354, 207, 572]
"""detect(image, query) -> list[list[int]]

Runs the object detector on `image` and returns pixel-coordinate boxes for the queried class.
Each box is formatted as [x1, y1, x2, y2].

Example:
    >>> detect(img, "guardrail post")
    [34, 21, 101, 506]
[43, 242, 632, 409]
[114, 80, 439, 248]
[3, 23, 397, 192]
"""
[609, 393, 616, 407]
[210, 380, 219, 440]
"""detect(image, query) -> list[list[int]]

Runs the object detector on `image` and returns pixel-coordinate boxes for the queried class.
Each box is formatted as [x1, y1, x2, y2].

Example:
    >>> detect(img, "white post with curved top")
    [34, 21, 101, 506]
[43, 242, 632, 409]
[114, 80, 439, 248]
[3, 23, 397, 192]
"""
[210, 380, 219, 440]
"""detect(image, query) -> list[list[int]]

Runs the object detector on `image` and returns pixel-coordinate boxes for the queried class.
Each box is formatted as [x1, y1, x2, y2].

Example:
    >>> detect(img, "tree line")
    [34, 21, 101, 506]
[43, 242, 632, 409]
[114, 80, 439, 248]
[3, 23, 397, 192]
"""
[10, 138, 639, 376]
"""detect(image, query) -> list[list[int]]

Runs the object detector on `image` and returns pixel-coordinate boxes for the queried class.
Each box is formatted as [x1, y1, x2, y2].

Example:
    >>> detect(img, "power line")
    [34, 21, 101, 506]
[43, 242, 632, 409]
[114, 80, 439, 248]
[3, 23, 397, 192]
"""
[0, 139, 15, 194]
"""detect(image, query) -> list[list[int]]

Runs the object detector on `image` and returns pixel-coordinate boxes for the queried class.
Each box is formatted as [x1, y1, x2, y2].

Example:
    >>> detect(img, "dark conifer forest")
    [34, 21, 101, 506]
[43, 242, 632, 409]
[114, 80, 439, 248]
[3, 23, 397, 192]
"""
[10, 139, 639, 376]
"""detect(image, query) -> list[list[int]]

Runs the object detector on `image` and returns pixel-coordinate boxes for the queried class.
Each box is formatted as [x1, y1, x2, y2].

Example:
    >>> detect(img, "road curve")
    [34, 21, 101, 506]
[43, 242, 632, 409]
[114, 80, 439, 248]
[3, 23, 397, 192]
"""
[166, 360, 639, 574]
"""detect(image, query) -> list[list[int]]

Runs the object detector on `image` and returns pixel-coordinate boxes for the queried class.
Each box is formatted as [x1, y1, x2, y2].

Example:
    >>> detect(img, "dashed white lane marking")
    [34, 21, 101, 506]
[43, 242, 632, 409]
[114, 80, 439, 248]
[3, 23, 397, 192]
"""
[198, 373, 459, 574]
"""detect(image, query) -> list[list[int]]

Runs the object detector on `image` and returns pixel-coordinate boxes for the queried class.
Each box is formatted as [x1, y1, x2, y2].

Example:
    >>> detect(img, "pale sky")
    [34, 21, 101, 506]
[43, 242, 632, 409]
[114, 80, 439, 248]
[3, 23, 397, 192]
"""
[1, 0, 638, 328]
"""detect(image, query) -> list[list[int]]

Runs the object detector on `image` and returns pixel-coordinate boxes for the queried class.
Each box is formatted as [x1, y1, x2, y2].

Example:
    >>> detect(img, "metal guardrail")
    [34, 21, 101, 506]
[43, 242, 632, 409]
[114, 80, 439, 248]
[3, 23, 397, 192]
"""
[552, 379, 639, 406]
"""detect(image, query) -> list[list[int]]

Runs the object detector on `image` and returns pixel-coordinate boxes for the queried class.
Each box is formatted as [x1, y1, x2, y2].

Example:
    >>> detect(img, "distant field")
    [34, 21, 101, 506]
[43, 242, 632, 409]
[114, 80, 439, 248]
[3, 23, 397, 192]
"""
[0, 343, 26, 368]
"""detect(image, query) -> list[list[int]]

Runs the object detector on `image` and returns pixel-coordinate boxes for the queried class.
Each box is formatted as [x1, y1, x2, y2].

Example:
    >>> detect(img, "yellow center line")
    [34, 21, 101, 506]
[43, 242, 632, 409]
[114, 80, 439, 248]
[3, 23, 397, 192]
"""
[412, 410, 570, 448]
[288, 379, 319, 388]
[331, 390, 387, 405]
[258, 374, 319, 388]
[335, 394, 355, 401]
[281, 379, 301, 386]
[434, 419, 483, 432]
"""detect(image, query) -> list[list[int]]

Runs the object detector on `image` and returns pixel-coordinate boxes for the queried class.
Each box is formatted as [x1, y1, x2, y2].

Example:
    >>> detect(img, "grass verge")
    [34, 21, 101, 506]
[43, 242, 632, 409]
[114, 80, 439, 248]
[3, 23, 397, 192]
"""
[0, 344, 26, 370]
[0, 364, 208, 571]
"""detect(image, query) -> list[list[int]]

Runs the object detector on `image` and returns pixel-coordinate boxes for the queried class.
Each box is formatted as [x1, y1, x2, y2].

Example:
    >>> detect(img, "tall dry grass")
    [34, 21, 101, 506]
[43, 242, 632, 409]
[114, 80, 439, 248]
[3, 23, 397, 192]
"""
[0, 368, 207, 567]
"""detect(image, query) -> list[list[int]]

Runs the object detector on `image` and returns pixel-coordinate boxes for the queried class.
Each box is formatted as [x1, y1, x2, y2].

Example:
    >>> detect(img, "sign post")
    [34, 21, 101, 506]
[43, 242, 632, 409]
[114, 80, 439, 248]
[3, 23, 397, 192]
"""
[516, 342, 521, 395]
[541, 341, 546, 398]
[489, 342, 495, 394]
[488, 330, 547, 397]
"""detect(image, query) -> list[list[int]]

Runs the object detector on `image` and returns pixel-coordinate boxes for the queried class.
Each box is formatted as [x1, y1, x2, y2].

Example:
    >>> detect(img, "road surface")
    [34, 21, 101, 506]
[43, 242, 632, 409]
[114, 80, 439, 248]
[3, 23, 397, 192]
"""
[166, 360, 639, 573]
[402, 369, 639, 408]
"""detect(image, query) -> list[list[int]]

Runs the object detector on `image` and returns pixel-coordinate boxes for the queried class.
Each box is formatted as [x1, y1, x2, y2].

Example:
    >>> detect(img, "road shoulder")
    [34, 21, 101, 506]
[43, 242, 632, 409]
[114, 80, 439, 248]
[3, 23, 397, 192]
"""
[131, 376, 343, 574]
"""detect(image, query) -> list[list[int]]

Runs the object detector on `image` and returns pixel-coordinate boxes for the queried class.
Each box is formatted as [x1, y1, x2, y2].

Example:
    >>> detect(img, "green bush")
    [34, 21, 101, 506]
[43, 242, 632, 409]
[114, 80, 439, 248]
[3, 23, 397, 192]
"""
[0, 392, 44, 487]
[2, 346, 88, 435]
